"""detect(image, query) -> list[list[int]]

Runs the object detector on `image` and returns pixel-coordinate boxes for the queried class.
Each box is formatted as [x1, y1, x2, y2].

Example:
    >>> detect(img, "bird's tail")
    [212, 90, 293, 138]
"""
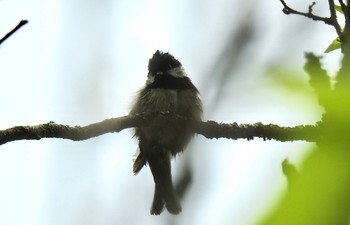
[147, 153, 182, 215]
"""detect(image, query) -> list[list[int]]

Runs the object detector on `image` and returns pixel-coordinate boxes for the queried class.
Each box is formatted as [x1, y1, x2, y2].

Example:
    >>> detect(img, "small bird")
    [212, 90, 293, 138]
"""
[129, 50, 203, 215]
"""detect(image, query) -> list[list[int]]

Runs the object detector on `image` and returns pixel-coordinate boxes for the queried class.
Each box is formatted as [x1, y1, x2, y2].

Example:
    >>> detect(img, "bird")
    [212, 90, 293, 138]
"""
[129, 50, 203, 215]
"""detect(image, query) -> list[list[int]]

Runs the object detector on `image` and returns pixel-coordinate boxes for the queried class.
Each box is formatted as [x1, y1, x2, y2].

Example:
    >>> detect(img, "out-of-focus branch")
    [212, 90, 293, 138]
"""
[0, 20, 28, 46]
[0, 112, 319, 146]
[304, 53, 331, 108]
[282, 159, 299, 187]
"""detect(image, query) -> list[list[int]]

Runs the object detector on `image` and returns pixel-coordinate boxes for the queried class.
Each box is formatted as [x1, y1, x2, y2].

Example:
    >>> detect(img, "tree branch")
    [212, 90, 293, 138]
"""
[279, 0, 342, 36]
[0, 20, 28, 46]
[0, 112, 319, 146]
[338, 0, 349, 33]
[328, 0, 343, 37]
[279, 0, 333, 24]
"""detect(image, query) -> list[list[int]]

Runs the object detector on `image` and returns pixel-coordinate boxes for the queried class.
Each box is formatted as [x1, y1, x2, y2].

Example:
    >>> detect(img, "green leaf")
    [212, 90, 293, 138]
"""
[324, 37, 341, 53]
[335, 5, 344, 14]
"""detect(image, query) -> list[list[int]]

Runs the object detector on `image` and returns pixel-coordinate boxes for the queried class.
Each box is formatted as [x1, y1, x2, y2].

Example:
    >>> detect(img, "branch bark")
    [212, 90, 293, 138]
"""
[0, 20, 28, 46]
[0, 112, 319, 146]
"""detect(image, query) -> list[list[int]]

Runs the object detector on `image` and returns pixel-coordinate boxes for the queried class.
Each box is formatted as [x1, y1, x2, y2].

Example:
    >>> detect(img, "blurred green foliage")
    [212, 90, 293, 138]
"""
[260, 49, 350, 224]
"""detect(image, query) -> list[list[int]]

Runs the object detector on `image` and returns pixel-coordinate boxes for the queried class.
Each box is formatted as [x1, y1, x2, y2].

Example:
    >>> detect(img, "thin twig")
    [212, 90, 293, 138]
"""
[328, 0, 343, 37]
[339, 0, 346, 9]
[308, 1, 316, 14]
[338, 0, 348, 34]
[279, 0, 333, 25]
[338, 0, 347, 16]
[0, 20, 28, 46]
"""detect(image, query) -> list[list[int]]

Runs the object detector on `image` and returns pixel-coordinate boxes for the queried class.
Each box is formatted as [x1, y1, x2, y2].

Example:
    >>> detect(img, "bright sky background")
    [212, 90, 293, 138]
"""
[0, 0, 343, 225]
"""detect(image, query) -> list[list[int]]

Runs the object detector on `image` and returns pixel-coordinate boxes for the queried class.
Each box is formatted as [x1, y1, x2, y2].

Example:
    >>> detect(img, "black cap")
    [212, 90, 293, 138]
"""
[148, 50, 182, 75]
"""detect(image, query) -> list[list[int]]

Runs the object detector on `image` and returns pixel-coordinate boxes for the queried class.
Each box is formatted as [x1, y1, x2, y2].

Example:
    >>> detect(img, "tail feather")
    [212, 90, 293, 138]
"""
[163, 185, 182, 214]
[150, 184, 165, 215]
[133, 152, 146, 175]
[148, 152, 182, 215]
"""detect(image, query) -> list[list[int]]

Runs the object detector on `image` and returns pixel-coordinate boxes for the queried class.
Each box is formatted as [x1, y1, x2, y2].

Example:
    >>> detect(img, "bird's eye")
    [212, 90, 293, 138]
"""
[156, 72, 163, 76]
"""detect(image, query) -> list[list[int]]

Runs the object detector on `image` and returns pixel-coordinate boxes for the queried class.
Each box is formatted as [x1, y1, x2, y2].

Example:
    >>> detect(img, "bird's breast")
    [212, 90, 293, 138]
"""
[147, 89, 178, 112]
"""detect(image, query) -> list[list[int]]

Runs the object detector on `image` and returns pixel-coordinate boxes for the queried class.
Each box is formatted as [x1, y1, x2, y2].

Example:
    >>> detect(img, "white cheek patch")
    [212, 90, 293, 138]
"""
[168, 67, 187, 78]
[146, 74, 155, 85]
